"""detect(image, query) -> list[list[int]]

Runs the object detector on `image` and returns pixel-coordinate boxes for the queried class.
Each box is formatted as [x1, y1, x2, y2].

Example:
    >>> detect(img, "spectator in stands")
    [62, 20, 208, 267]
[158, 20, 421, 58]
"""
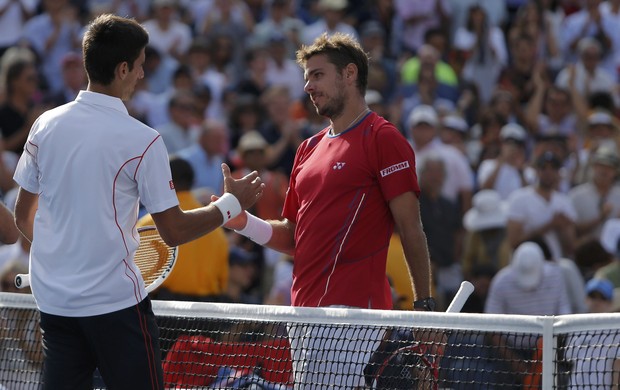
[0, 0, 36, 59]
[156, 91, 201, 154]
[485, 241, 571, 385]
[438, 114, 470, 158]
[585, 277, 615, 313]
[258, 85, 303, 176]
[471, 108, 508, 167]
[478, 123, 534, 200]
[222, 246, 261, 304]
[235, 46, 271, 99]
[418, 154, 462, 309]
[524, 68, 586, 139]
[301, 0, 358, 45]
[358, 21, 398, 104]
[87, 0, 151, 22]
[392, 0, 451, 56]
[0, 57, 47, 154]
[529, 235, 587, 314]
[232, 131, 288, 222]
[453, 4, 508, 103]
[408, 105, 474, 215]
[19, 0, 82, 94]
[142, 45, 178, 95]
[265, 32, 305, 102]
[142, 0, 192, 62]
[138, 157, 229, 302]
[400, 28, 458, 89]
[497, 33, 538, 109]
[399, 45, 460, 125]
[252, 0, 304, 58]
[11, 14, 264, 388]
[177, 119, 228, 198]
[570, 144, 620, 246]
[199, 0, 255, 50]
[0, 202, 18, 245]
[575, 110, 620, 183]
[559, 0, 620, 76]
[595, 218, 620, 288]
[44, 52, 86, 107]
[508, 2, 563, 73]
[506, 151, 577, 259]
[445, 0, 507, 40]
[574, 238, 614, 280]
[462, 189, 512, 280]
[556, 37, 619, 105]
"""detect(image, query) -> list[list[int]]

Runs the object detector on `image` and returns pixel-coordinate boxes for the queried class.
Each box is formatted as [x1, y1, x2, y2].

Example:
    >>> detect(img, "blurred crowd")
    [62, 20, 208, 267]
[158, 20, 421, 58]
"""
[1, 0, 620, 316]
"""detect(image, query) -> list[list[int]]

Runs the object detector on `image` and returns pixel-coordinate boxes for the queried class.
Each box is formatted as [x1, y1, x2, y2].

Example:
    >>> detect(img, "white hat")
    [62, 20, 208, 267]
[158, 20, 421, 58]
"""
[588, 111, 617, 128]
[463, 190, 507, 232]
[442, 114, 469, 133]
[500, 123, 527, 142]
[318, 0, 347, 10]
[511, 242, 545, 291]
[237, 131, 268, 154]
[365, 90, 383, 106]
[407, 105, 438, 128]
[600, 218, 620, 255]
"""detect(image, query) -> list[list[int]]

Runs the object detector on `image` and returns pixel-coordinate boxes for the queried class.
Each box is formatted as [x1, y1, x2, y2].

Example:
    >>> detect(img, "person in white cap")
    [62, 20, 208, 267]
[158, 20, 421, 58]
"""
[485, 241, 571, 382]
[477, 123, 535, 200]
[408, 104, 474, 215]
[570, 144, 620, 245]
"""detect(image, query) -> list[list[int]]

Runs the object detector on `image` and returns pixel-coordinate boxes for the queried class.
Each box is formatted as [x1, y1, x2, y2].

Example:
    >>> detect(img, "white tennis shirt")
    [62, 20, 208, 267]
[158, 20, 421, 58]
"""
[13, 91, 179, 317]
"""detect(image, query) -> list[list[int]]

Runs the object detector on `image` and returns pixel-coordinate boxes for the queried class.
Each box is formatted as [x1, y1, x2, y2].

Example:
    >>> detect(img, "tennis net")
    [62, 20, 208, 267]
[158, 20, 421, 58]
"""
[1, 292, 619, 389]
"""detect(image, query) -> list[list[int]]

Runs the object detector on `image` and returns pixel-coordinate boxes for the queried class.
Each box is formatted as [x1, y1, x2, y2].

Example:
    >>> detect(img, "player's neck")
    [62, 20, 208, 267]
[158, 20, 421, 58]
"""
[329, 102, 370, 135]
[87, 82, 123, 100]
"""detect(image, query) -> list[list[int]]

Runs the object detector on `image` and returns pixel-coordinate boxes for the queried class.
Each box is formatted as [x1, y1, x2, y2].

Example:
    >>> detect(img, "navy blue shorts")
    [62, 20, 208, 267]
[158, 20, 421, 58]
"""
[40, 297, 164, 390]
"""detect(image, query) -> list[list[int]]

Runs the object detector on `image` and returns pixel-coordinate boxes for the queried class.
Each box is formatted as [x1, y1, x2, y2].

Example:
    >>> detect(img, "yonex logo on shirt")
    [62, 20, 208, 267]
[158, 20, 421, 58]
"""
[380, 161, 410, 177]
[169, 180, 175, 190]
[333, 162, 346, 170]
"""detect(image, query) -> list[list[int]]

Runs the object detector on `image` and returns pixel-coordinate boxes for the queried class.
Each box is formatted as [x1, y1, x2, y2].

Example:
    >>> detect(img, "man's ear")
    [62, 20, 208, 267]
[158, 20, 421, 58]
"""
[115, 61, 129, 81]
[344, 63, 358, 83]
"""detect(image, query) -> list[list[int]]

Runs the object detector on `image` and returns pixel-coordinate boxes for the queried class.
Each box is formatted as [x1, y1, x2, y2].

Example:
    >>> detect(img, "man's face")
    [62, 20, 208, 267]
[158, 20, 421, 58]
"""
[537, 163, 560, 190]
[303, 54, 347, 119]
[121, 49, 145, 101]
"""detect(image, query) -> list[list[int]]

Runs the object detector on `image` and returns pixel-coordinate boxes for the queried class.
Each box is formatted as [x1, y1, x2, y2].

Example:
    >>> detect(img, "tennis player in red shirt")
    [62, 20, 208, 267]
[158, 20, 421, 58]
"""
[222, 32, 433, 388]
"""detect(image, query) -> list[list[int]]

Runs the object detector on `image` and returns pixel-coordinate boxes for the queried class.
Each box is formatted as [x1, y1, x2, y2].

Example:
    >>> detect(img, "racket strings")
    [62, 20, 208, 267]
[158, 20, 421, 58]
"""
[134, 229, 175, 286]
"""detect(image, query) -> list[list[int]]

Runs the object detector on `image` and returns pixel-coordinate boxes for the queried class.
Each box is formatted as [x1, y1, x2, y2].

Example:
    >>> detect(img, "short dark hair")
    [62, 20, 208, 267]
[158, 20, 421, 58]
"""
[169, 156, 194, 191]
[82, 14, 149, 85]
[296, 32, 369, 95]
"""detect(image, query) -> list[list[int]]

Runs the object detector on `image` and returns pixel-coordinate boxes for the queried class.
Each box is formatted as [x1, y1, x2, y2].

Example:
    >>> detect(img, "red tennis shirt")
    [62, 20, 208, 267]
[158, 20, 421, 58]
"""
[282, 112, 421, 309]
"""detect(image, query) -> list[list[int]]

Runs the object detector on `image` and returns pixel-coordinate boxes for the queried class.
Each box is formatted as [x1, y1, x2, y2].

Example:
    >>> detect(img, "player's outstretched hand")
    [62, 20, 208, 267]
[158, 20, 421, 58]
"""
[221, 163, 264, 210]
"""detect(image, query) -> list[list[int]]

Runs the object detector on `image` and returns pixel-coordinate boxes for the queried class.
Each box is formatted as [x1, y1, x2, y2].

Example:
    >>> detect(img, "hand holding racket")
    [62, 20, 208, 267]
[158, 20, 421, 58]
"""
[15, 226, 178, 293]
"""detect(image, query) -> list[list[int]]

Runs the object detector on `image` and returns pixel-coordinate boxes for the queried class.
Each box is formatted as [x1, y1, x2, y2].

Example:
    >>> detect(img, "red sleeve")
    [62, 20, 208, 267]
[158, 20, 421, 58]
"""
[371, 123, 420, 201]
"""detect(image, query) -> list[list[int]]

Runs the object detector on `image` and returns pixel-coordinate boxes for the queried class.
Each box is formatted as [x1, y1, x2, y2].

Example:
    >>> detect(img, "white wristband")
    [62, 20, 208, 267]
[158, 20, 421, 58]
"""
[235, 212, 273, 245]
[212, 193, 242, 224]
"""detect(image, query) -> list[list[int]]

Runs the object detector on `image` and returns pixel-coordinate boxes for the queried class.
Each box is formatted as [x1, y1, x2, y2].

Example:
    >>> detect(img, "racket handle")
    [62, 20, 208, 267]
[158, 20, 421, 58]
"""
[14, 273, 30, 289]
[446, 281, 474, 313]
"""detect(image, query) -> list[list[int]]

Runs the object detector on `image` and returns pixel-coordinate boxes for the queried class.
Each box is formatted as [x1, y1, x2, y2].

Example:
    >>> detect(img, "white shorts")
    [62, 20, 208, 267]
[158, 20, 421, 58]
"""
[287, 321, 384, 389]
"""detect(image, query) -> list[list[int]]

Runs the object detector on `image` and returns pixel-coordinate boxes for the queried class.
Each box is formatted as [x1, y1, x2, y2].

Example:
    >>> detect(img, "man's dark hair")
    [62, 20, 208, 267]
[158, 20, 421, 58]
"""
[82, 14, 149, 85]
[296, 32, 369, 95]
[169, 156, 194, 191]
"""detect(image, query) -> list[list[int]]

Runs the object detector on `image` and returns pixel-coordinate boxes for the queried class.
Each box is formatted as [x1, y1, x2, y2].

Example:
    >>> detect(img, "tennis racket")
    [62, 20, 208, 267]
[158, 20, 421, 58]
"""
[14, 226, 178, 294]
[364, 281, 475, 390]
